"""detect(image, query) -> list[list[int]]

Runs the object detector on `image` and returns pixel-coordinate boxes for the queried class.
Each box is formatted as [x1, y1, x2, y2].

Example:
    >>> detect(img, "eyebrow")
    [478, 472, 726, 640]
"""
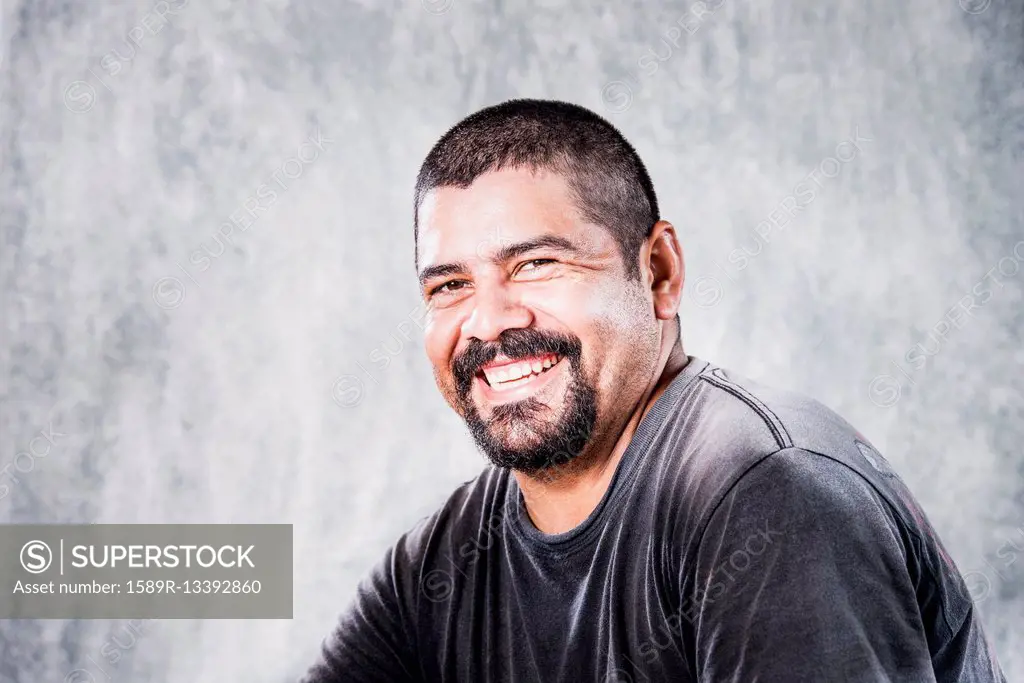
[417, 235, 585, 289]
[418, 262, 467, 289]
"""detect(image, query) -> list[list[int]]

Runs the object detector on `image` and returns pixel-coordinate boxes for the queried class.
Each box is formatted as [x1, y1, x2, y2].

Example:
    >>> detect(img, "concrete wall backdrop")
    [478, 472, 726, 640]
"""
[0, 0, 1021, 680]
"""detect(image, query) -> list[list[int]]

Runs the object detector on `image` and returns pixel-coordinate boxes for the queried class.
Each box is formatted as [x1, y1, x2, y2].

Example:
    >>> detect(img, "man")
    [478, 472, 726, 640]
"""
[303, 99, 1007, 682]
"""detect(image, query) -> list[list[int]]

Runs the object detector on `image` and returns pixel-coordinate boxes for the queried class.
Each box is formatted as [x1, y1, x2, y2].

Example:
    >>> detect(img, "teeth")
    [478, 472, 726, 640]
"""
[482, 355, 560, 387]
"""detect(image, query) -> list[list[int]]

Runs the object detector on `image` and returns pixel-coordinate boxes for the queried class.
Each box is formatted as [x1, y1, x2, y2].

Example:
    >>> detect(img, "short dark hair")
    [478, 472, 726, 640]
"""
[413, 99, 660, 280]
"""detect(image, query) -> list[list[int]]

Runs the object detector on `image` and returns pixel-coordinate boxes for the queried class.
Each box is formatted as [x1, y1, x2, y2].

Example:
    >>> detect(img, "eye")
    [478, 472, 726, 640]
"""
[429, 280, 469, 297]
[516, 258, 556, 275]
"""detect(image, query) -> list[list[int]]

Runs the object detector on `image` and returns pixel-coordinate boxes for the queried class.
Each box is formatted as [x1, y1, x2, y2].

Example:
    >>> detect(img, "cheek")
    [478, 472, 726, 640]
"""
[424, 316, 464, 412]
[526, 277, 650, 364]
[581, 285, 658, 384]
[523, 273, 605, 324]
[535, 286, 643, 359]
[423, 310, 460, 378]
[586, 278, 650, 330]
[422, 324, 447, 371]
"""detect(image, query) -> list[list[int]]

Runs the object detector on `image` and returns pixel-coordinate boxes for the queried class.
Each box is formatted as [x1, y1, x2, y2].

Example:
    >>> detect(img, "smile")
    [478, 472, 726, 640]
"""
[478, 353, 563, 393]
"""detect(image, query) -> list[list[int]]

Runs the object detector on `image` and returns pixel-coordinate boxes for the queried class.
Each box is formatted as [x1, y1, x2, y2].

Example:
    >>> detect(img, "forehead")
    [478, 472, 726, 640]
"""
[417, 167, 607, 268]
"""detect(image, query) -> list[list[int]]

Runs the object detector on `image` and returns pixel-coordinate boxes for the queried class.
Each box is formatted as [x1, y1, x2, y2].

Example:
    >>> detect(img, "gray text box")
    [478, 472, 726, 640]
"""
[0, 524, 292, 618]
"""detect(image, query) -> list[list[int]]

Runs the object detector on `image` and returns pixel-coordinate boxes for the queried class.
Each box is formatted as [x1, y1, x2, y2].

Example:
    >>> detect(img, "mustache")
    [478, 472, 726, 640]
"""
[452, 328, 582, 399]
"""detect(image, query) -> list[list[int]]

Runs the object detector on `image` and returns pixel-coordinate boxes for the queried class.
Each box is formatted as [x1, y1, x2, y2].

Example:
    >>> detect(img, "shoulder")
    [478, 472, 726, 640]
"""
[654, 359, 917, 552]
[662, 359, 897, 496]
[685, 447, 912, 591]
[681, 364, 976, 633]
[707, 446, 902, 536]
[688, 360, 877, 465]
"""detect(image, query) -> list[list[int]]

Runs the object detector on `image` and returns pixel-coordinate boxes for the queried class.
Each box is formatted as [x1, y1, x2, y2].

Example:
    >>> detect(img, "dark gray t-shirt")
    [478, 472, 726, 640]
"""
[303, 356, 1007, 682]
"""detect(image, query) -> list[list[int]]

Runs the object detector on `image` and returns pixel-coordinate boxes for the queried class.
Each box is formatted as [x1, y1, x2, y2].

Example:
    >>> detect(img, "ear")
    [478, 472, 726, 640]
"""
[643, 220, 684, 323]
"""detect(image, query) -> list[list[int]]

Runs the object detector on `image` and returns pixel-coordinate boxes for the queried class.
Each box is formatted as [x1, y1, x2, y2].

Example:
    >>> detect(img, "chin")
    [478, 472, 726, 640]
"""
[489, 421, 549, 454]
[469, 398, 597, 475]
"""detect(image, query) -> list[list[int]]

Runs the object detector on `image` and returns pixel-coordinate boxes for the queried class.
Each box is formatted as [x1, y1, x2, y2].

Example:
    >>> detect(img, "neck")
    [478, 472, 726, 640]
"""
[512, 327, 690, 535]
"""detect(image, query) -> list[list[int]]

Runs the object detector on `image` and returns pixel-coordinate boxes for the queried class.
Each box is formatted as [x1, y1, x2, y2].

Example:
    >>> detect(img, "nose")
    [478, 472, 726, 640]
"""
[460, 282, 534, 343]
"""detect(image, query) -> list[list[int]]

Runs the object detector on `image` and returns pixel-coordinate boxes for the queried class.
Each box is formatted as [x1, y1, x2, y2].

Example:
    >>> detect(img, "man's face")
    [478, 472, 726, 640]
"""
[416, 167, 660, 474]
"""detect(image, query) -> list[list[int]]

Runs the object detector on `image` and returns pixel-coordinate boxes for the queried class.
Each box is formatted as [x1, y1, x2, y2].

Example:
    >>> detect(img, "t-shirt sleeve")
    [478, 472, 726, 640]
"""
[301, 541, 421, 683]
[689, 447, 937, 682]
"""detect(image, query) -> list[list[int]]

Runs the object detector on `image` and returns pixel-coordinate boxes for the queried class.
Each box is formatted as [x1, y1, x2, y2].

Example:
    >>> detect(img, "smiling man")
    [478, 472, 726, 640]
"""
[302, 100, 1007, 682]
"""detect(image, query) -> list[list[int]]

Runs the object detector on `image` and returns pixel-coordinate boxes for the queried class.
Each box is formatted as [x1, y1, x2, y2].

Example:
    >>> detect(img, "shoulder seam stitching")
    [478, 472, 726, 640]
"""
[697, 368, 793, 449]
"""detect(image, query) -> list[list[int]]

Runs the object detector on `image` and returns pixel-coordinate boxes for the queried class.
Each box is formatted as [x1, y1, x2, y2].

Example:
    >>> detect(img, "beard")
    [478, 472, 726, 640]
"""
[451, 328, 598, 475]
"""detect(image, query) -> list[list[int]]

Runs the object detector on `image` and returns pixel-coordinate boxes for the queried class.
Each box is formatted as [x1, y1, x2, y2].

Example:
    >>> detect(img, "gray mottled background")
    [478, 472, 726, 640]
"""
[1, 0, 1022, 680]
